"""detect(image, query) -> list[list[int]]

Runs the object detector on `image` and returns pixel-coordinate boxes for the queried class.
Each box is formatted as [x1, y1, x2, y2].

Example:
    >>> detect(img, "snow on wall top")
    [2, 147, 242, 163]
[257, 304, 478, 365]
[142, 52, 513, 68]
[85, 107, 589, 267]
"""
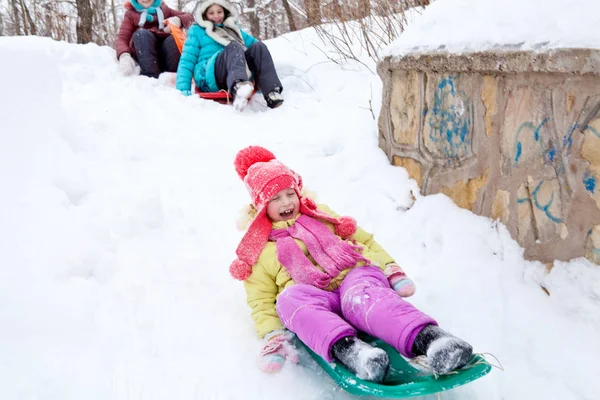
[385, 0, 600, 57]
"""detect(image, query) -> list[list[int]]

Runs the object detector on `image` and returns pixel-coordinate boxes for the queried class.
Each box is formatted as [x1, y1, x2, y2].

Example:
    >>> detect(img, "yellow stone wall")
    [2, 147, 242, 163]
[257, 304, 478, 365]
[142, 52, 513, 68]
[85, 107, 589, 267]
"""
[377, 53, 600, 265]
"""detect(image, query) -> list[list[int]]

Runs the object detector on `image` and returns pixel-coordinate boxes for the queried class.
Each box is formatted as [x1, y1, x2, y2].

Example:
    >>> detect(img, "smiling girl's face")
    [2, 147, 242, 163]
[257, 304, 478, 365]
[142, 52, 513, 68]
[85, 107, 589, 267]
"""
[205, 4, 225, 24]
[266, 188, 300, 222]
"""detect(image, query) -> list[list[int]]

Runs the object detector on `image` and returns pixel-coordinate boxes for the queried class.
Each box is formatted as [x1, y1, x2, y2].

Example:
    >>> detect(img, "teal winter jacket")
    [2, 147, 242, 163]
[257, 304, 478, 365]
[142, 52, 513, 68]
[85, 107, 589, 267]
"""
[175, 22, 257, 93]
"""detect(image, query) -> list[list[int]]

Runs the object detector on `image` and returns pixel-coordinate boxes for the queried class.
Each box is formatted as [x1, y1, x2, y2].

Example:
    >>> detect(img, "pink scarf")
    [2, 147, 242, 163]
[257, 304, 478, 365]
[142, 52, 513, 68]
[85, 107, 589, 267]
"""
[269, 215, 370, 289]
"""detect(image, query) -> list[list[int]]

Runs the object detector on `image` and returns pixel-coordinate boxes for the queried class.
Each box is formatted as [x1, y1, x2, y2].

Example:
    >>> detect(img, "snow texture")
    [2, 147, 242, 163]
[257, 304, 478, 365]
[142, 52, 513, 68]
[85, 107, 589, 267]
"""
[0, 20, 599, 400]
[386, 0, 600, 57]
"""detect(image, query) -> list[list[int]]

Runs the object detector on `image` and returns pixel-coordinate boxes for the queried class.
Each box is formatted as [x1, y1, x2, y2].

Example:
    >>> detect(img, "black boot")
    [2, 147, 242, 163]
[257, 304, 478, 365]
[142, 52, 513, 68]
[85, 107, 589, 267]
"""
[412, 325, 473, 375]
[332, 336, 389, 382]
[265, 88, 284, 109]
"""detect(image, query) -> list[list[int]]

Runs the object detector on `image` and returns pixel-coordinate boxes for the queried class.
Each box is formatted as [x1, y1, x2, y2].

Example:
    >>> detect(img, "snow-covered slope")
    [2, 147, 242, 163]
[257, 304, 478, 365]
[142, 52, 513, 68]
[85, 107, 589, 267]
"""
[0, 30, 598, 400]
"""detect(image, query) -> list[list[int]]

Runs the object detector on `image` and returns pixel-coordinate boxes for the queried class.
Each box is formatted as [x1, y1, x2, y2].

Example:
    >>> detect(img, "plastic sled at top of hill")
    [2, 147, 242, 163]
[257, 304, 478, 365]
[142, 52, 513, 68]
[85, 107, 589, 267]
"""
[298, 333, 492, 398]
[193, 86, 257, 104]
[195, 87, 233, 104]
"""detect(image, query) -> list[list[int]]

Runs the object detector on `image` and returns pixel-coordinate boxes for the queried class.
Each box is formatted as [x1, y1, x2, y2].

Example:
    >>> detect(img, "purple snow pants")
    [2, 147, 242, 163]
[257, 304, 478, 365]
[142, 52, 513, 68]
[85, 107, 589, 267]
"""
[276, 265, 437, 362]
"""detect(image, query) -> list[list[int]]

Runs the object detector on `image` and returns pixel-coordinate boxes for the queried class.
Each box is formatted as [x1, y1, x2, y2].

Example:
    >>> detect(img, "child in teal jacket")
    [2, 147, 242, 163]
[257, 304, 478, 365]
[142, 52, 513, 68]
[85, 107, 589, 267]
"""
[175, 0, 284, 110]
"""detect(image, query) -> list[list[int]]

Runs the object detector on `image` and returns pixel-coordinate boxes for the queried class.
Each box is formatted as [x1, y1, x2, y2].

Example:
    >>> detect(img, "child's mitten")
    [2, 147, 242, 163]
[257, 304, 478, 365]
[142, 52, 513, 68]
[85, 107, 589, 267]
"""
[259, 329, 299, 373]
[165, 16, 181, 27]
[384, 263, 416, 297]
[119, 53, 137, 76]
[164, 17, 181, 33]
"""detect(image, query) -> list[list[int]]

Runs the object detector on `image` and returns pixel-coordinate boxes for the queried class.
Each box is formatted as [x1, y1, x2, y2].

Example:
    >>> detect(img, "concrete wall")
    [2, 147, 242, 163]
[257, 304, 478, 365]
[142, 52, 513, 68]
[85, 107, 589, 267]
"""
[377, 49, 600, 264]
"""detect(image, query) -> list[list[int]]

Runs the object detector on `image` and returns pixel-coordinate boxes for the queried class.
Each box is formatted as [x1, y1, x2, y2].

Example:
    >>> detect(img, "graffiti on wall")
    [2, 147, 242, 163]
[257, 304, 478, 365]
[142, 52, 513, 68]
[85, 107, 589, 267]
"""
[427, 75, 472, 161]
[513, 117, 552, 165]
[578, 124, 600, 194]
[517, 180, 563, 224]
[514, 118, 600, 197]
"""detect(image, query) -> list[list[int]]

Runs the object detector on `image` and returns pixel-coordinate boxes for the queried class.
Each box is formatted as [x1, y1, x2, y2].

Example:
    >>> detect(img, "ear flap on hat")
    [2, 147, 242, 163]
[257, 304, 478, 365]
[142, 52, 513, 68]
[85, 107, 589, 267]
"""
[229, 258, 252, 280]
[333, 216, 357, 238]
[229, 206, 272, 280]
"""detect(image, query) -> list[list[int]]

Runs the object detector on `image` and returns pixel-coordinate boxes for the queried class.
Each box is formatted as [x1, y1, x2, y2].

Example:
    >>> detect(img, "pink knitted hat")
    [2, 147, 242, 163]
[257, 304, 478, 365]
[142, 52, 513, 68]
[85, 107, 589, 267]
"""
[229, 146, 357, 280]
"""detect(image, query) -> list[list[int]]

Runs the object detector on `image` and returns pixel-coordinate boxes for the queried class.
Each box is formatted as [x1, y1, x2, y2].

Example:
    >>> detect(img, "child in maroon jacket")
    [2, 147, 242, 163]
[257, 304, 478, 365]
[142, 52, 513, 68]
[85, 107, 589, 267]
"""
[115, 0, 194, 78]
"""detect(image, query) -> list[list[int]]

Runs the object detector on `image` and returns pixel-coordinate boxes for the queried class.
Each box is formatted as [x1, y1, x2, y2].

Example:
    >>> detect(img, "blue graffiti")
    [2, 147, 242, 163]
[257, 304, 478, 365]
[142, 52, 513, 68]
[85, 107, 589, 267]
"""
[515, 121, 600, 167]
[427, 75, 471, 160]
[582, 124, 600, 139]
[584, 173, 597, 194]
[568, 124, 600, 194]
[563, 123, 600, 150]
[514, 118, 550, 164]
[547, 146, 557, 162]
[591, 126, 600, 138]
[517, 180, 563, 223]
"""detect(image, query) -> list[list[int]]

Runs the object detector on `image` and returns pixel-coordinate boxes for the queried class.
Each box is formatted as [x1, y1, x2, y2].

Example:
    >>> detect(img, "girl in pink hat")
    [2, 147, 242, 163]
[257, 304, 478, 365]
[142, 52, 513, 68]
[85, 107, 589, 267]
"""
[230, 146, 473, 382]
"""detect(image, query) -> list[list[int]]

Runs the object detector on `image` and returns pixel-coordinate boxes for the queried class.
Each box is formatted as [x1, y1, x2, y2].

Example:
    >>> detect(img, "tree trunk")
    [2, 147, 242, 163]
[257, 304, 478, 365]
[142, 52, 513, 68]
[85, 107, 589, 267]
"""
[280, 0, 296, 31]
[110, 0, 117, 37]
[76, 0, 93, 43]
[0, 11, 5, 36]
[18, 0, 36, 35]
[10, 0, 21, 35]
[91, 0, 107, 45]
[245, 0, 260, 38]
[305, 0, 321, 26]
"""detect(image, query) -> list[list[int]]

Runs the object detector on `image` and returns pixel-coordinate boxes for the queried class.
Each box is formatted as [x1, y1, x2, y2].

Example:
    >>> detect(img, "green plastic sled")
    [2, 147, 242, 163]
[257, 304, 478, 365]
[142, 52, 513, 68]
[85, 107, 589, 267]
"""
[298, 333, 491, 398]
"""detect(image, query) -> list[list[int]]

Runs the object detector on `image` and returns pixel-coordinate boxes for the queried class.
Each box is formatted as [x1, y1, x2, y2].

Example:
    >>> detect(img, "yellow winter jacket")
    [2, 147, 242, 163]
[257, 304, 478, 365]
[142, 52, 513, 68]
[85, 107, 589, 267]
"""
[243, 204, 395, 338]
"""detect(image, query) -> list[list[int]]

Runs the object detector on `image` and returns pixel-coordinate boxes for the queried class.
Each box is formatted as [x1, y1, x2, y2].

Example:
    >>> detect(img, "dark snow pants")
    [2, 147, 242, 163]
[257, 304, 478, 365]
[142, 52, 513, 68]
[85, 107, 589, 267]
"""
[132, 29, 181, 79]
[214, 41, 283, 98]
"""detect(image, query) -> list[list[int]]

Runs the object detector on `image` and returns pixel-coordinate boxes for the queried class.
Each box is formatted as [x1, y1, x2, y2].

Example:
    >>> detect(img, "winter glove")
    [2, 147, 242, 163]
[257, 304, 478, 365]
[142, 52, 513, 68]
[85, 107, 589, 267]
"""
[180, 89, 192, 96]
[163, 16, 181, 33]
[384, 263, 416, 297]
[119, 53, 137, 76]
[259, 329, 299, 373]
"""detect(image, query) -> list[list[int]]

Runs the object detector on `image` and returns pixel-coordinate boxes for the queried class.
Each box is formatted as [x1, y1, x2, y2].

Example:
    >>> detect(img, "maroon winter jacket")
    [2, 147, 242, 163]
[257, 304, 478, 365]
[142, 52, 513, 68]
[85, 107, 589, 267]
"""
[115, 2, 194, 59]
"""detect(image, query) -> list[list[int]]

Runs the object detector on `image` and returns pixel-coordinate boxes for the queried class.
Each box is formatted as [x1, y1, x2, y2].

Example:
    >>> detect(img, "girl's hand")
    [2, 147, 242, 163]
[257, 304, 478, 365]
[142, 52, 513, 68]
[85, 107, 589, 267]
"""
[164, 17, 181, 33]
[119, 53, 137, 76]
[259, 329, 299, 373]
[384, 263, 416, 298]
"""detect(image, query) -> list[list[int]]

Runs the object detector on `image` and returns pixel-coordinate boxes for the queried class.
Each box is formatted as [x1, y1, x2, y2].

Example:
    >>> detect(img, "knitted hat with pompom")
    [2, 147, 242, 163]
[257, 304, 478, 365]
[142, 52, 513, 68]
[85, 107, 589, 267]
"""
[229, 146, 357, 280]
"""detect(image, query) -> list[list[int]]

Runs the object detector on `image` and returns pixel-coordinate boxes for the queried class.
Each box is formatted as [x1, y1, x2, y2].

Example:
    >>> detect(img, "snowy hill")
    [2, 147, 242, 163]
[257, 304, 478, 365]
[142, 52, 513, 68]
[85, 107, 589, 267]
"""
[1, 28, 599, 400]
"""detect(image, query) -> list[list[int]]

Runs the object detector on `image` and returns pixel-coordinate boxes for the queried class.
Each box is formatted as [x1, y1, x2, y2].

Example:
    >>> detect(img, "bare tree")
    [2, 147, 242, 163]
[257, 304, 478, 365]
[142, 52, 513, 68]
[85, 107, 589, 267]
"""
[10, 0, 21, 35]
[244, 0, 260, 37]
[280, 0, 296, 31]
[109, 0, 116, 30]
[92, 0, 109, 44]
[314, 0, 429, 63]
[75, 0, 92, 43]
[304, 0, 320, 26]
[0, 0, 425, 50]
[18, 0, 36, 34]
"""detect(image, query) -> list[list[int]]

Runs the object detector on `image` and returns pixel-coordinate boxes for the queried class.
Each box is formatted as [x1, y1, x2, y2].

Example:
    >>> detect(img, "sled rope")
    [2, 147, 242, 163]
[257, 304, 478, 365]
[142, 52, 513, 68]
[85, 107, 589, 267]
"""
[218, 88, 231, 105]
[465, 352, 504, 371]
